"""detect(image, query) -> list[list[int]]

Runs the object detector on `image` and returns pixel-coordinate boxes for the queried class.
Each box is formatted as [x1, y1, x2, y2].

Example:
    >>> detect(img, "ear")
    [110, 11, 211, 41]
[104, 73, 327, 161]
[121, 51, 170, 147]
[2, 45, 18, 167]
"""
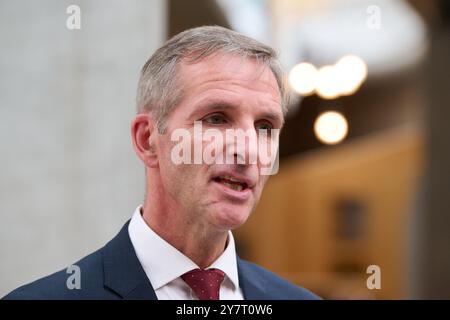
[131, 113, 159, 168]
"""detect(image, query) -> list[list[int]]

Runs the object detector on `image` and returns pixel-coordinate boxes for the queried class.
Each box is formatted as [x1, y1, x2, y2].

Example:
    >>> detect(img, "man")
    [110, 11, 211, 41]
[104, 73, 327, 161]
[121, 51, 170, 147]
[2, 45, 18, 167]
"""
[4, 26, 319, 300]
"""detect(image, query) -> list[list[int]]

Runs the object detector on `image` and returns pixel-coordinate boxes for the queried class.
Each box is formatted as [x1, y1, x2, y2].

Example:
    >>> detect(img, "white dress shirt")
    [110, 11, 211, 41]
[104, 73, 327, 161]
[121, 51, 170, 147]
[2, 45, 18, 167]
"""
[128, 206, 244, 300]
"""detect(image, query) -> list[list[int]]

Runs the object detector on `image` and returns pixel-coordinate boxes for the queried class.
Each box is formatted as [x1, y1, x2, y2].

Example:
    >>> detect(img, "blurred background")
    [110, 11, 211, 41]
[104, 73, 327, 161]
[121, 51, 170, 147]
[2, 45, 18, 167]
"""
[1, 0, 449, 299]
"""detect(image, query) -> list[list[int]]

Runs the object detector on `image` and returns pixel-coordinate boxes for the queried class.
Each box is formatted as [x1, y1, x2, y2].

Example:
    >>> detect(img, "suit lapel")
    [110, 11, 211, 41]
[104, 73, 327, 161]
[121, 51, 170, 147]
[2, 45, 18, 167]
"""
[102, 221, 158, 300]
[101, 222, 271, 300]
[237, 257, 268, 300]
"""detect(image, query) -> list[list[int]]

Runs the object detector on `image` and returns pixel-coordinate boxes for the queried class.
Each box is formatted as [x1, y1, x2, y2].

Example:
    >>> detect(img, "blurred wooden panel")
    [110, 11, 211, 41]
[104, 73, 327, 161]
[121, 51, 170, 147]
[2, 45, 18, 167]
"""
[235, 124, 424, 299]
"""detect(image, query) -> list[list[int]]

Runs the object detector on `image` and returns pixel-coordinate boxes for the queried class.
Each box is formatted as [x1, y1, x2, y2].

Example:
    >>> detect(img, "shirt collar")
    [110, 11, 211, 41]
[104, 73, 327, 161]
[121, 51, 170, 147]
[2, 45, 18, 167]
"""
[128, 205, 240, 291]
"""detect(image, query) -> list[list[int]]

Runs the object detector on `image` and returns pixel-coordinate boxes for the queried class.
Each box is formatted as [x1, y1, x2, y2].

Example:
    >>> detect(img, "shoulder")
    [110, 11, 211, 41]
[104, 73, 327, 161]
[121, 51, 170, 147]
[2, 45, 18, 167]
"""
[238, 259, 321, 300]
[2, 247, 118, 300]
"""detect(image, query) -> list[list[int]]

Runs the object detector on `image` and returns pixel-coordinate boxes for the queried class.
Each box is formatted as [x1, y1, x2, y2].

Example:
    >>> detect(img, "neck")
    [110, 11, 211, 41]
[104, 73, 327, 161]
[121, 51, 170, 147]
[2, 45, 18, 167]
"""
[141, 176, 228, 269]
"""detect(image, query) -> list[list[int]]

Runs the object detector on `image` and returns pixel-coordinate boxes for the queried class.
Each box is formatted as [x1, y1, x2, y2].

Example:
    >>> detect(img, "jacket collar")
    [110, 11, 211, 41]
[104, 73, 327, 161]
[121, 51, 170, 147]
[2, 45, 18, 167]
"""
[102, 221, 158, 300]
[102, 220, 268, 300]
[237, 257, 268, 299]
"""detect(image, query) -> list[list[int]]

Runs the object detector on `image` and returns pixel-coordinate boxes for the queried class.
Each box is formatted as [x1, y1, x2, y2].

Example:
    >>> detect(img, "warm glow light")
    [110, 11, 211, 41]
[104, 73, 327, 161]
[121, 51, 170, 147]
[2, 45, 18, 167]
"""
[314, 111, 348, 144]
[288, 62, 318, 95]
[334, 55, 368, 95]
[315, 65, 340, 99]
[290, 55, 368, 99]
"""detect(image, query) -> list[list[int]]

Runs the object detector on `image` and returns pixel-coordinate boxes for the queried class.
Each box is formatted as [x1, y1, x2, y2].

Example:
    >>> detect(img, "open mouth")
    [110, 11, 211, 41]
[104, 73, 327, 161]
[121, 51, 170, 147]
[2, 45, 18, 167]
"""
[213, 175, 249, 192]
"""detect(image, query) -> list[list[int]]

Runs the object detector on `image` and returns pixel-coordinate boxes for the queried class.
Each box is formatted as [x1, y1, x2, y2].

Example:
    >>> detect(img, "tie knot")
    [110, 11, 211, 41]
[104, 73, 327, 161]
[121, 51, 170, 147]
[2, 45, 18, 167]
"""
[181, 268, 225, 300]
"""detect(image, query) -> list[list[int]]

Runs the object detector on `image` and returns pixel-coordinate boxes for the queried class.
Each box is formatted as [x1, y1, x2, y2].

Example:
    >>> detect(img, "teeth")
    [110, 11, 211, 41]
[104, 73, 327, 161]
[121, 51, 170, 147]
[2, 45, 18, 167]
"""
[214, 175, 248, 191]
[220, 175, 242, 183]
[222, 181, 243, 191]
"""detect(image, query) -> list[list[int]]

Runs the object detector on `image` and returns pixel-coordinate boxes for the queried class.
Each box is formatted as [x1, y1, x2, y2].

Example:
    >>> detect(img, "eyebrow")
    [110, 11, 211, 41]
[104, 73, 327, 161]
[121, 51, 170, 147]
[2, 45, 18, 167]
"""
[190, 99, 284, 125]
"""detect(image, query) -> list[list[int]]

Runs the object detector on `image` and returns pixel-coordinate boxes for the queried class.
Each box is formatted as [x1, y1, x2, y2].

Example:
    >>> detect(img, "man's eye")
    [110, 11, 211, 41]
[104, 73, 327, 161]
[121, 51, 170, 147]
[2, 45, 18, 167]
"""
[203, 114, 227, 125]
[256, 122, 274, 131]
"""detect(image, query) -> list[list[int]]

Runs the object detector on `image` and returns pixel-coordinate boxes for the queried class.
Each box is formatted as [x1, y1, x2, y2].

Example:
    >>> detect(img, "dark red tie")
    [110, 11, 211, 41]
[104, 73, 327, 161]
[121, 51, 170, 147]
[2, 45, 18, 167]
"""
[181, 268, 225, 300]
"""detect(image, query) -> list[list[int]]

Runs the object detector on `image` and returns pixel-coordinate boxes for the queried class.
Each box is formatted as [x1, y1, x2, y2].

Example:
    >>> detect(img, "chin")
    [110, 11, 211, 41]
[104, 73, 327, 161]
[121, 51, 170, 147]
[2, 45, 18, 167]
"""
[211, 205, 251, 231]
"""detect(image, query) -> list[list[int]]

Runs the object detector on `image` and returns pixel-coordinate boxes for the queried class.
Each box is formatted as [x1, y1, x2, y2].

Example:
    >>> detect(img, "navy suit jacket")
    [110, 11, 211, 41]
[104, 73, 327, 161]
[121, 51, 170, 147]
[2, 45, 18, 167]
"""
[3, 221, 319, 300]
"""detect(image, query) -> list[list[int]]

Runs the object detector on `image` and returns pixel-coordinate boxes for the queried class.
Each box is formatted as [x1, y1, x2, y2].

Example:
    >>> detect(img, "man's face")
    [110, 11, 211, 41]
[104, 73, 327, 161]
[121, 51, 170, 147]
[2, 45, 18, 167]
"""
[154, 54, 283, 231]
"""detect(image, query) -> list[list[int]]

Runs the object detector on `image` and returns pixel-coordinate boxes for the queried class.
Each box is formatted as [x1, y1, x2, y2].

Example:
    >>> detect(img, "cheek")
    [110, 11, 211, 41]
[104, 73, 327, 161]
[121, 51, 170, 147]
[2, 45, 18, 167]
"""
[159, 140, 207, 191]
[157, 140, 187, 192]
[254, 176, 269, 196]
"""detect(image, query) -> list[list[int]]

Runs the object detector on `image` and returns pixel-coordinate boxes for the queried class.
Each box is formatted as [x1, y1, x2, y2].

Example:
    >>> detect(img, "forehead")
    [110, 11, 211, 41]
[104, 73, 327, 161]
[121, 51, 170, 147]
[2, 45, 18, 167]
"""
[176, 53, 282, 108]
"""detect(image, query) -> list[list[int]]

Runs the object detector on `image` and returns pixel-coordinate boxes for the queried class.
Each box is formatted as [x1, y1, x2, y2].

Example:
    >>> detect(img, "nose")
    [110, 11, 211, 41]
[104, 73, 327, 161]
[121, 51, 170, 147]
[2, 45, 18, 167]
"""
[225, 124, 259, 166]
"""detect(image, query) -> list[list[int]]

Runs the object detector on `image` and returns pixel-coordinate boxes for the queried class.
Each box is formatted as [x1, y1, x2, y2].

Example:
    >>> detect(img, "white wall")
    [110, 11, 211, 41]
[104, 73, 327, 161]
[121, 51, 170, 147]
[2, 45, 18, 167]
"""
[0, 0, 166, 296]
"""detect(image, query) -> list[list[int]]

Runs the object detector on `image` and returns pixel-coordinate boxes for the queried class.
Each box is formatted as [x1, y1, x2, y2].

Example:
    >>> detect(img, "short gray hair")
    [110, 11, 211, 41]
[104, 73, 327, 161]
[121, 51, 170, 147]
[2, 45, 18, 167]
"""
[136, 25, 287, 133]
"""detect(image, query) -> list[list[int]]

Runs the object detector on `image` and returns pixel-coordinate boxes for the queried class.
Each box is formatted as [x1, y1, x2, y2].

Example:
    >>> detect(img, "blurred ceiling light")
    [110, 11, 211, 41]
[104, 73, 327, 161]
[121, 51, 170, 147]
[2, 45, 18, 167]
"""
[314, 111, 348, 145]
[334, 55, 368, 96]
[288, 62, 318, 95]
[284, 0, 427, 77]
[289, 55, 368, 99]
[315, 65, 340, 99]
